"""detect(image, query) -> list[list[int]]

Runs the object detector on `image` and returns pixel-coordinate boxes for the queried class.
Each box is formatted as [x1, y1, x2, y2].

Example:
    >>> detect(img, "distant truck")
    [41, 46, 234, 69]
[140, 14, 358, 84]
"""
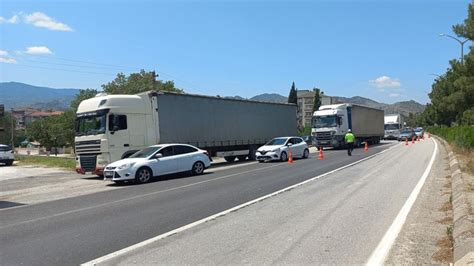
[74, 91, 297, 176]
[384, 114, 405, 140]
[311, 103, 384, 148]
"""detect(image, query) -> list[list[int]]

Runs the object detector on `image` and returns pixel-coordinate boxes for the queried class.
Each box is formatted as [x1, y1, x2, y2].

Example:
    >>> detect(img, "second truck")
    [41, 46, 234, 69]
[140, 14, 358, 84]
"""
[311, 103, 384, 148]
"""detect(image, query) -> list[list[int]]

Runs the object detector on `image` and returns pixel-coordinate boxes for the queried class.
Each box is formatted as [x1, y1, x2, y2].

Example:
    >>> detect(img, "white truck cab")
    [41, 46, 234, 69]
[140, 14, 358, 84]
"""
[75, 93, 158, 176]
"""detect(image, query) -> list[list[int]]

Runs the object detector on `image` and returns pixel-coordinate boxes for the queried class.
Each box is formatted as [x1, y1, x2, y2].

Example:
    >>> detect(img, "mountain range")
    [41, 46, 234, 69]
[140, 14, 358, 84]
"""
[0, 82, 425, 116]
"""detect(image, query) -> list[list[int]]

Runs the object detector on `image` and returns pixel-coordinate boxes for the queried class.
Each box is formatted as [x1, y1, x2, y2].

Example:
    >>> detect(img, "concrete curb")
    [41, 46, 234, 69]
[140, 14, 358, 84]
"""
[436, 137, 474, 265]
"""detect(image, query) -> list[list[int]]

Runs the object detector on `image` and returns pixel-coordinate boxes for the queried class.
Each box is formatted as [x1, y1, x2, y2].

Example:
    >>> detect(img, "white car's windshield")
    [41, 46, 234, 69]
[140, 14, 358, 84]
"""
[130, 146, 163, 158]
[266, 138, 288, 146]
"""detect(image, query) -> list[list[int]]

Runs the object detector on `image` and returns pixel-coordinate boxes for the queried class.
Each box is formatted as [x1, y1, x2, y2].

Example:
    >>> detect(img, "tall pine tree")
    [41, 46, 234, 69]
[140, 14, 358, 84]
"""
[312, 88, 322, 112]
[288, 82, 297, 104]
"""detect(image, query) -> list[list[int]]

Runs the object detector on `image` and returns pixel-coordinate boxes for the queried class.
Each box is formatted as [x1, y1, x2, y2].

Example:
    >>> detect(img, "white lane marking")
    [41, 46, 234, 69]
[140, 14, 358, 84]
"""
[83, 143, 401, 265]
[0, 163, 283, 229]
[366, 138, 438, 266]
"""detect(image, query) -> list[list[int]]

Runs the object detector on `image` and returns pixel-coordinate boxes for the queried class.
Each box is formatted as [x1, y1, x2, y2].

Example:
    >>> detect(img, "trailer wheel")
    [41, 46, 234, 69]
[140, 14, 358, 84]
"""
[237, 155, 247, 161]
[224, 156, 236, 162]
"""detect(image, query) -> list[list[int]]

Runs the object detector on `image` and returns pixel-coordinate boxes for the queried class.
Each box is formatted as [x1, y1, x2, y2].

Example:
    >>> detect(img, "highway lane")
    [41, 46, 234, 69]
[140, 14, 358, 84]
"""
[99, 138, 438, 265]
[0, 142, 395, 265]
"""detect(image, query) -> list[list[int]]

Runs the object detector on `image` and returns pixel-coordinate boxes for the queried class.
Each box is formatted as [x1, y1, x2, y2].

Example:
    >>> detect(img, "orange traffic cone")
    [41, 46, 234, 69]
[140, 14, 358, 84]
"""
[288, 148, 293, 164]
[412, 136, 415, 144]
[364, 141, 368, 152]
[405, 138, 408, 146]
[417, 136, 420, 142]
[318, 146, 324, 160]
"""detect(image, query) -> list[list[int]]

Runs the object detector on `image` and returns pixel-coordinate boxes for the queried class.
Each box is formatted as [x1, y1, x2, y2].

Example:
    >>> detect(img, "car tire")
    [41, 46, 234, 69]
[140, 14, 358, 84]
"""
[5, 160, 13, 166]
[224, 156, 236, 162]
[258, 160, 264, 163]
[135, 167, 153, 184]
[192, 161, 205, 176]
[280, 151, 288, 162]
[303, 149, 309, 159]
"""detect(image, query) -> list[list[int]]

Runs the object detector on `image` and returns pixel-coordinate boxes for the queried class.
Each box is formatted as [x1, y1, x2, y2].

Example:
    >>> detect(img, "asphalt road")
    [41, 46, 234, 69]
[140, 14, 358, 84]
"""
[1, 142, 400, 265]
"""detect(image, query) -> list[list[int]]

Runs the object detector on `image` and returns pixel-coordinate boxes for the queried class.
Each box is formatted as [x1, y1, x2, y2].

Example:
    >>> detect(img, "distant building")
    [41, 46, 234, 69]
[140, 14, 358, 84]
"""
[296, 90, 334, 128]
[12, 108, 63, 130]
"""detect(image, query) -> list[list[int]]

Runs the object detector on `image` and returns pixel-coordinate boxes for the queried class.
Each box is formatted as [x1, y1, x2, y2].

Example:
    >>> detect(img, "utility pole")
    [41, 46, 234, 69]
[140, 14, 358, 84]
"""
[151, 70, 158, 91]
[439, 34, 469, 65]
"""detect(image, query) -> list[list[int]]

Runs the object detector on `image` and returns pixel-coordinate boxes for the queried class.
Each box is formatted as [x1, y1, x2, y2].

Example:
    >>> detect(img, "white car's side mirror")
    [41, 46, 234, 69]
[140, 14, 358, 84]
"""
[155, 153, 163, 159]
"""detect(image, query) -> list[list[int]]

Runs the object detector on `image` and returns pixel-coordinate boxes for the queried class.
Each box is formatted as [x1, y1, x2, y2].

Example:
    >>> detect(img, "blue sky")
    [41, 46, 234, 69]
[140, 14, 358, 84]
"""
[0, 0, 471, 104]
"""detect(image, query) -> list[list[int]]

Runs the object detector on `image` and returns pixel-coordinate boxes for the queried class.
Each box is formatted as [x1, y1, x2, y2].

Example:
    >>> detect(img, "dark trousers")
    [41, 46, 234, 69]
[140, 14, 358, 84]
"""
[347, 142, 354, 156]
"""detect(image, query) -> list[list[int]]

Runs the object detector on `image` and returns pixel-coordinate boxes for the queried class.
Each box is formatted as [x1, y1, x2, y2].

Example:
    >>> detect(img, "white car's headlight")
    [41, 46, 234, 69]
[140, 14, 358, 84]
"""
[117, 162, 135, 170]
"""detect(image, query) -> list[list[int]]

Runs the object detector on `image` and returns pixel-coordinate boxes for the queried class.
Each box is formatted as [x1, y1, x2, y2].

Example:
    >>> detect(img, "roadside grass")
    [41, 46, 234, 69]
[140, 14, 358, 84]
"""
[427, 126, 474, 150]
[15, 155, 75, 170]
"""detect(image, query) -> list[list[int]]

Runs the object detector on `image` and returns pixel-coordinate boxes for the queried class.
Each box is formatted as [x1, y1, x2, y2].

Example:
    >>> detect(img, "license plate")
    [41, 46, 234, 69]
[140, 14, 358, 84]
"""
[104, 171, 114, 177]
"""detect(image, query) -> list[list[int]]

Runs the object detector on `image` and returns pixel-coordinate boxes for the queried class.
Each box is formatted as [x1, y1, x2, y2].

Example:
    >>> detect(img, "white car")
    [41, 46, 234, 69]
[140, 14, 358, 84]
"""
[0, 144, 15, 166]
[256, 137, 309, 162]
[104, 144, 211, 184]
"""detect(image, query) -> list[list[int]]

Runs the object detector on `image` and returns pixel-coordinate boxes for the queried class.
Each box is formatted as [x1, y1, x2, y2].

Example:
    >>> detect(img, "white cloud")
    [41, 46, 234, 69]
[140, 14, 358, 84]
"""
[0, 57, 17, 64]
[389, 93, 401, 98]
[0, 50, 8, 56]
[369, 76, 401, 89]
[0, 15, 19, 24]
[25, 46, 53, 55]
[24, 12, 72, 31]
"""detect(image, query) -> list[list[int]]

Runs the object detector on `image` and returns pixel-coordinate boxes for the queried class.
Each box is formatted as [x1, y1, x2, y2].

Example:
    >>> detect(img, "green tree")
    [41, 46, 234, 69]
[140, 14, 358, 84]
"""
[312, 88, 322, 112]
[70, 89, 99, 111]
[288, 82, 297, 104]
[27, 111, 75, 150]
[423, 3, 474, 126]
[453, 2, 474, 41]
[0, 112, 15, 146]
[102, 70, 183, 95]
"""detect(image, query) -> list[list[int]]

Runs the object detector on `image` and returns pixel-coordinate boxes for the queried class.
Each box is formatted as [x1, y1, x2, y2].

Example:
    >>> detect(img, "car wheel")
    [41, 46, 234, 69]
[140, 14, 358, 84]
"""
[258, 160, 264, 163]
[224, 156, 236, 162]
[6, 160, 13, 166]
[303, 149, 309, 159]
[192, 161, 205, 175]
[280, 151, 288, 162]
[135, 167, 152, 184]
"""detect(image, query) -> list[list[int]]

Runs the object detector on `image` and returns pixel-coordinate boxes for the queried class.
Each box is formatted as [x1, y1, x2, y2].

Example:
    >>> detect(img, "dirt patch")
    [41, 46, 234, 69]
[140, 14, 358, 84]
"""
[432, 230, 454, 263]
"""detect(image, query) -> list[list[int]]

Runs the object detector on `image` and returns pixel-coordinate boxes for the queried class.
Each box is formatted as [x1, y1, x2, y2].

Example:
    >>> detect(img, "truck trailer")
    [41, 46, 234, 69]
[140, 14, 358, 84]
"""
[311, 103, 384, 148]
[74, 91, 297, 176]
[384, 114, 405, 140]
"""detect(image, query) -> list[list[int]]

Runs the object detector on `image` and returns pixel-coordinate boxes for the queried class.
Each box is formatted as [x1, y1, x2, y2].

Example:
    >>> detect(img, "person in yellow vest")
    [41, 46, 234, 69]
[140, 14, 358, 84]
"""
[345, 129, 355, 156]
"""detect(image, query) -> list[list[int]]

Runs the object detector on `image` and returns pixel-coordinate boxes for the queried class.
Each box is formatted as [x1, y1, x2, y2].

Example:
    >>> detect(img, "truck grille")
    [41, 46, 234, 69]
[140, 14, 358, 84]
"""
[315, 131, 332, 142]
[75, 140, 101, 155]
[80, 155, 97, 172]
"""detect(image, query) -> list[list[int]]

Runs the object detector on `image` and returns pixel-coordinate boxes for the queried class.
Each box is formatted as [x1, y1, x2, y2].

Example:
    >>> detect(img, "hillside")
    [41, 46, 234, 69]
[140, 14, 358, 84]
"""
[0, 82, 79, 110]
[0, 82, 425, 116]
[250, 93, 288, 103]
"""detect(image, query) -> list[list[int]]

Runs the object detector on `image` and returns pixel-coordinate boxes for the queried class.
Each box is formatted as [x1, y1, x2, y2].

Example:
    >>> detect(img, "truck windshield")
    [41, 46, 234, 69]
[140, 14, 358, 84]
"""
[384, 124, 400, 130]
[130, 146, 163, 158]
[314, 115, 337, 128]
[266, 138, 288, 146]
[75, 114, 107, 136]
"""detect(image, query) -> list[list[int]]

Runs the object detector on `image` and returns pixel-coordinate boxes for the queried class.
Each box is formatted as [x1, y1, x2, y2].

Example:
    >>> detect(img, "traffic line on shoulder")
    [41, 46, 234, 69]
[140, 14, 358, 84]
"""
[366, 138, 438, 266]
[83, 143, 401, 265]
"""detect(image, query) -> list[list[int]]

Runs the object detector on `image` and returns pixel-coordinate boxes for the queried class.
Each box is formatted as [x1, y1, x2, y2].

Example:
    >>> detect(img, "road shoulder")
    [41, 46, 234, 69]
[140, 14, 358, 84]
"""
[386, 138, 453, 264]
